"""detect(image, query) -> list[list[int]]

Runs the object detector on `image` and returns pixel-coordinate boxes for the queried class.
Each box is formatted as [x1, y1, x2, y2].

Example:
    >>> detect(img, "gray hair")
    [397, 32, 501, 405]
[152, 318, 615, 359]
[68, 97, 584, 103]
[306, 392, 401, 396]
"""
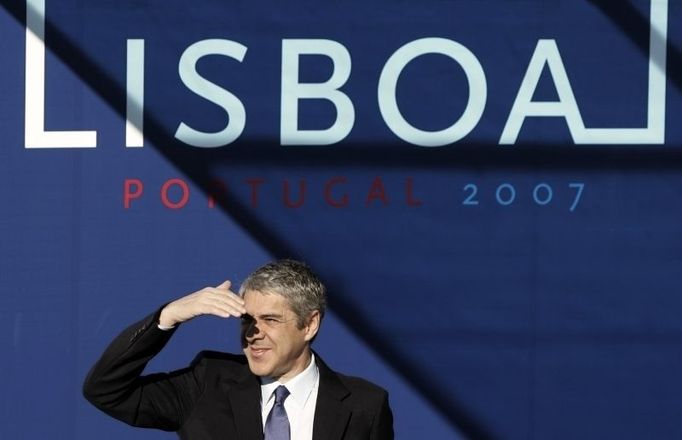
[239, 259, 327, 328]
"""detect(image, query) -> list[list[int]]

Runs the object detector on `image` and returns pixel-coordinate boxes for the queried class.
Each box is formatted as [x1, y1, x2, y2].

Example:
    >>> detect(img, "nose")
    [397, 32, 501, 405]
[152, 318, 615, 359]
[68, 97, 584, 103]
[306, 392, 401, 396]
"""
[240, 317, 262, 346]
[245, 321, 260, 338]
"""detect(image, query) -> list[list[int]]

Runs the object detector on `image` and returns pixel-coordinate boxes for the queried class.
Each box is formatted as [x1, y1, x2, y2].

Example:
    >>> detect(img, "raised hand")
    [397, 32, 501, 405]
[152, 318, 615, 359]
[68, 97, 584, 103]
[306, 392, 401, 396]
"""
[158, 280, 246, 328]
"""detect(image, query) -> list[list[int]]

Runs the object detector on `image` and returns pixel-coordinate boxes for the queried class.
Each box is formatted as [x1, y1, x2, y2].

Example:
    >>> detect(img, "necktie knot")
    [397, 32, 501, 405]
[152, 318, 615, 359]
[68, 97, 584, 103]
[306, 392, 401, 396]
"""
[273, 385, 290, 405]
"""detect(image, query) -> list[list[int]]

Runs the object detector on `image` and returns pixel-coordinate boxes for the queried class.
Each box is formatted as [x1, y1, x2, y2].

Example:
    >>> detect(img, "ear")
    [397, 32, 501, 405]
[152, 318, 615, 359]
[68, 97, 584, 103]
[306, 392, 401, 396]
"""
[303, 311, 321, 342]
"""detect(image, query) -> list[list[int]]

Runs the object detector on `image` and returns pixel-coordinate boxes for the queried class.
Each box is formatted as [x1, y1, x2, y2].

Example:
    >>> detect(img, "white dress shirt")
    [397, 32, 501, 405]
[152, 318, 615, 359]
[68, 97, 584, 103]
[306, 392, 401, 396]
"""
[260, 354, 320, 440]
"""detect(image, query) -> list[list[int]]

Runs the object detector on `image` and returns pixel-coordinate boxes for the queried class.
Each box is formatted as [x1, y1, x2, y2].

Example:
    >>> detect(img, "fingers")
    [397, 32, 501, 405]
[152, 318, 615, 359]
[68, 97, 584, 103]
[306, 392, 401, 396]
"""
[216, 280, 232, 291]
[199, 283, 246, 317]
[160, 281, 246, 327]
[202, 290, 246, 317]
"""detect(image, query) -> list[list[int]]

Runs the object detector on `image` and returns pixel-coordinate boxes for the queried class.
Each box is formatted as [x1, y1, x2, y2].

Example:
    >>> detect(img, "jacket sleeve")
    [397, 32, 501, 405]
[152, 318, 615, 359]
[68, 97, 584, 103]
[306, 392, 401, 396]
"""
[82, 309, 205, 431]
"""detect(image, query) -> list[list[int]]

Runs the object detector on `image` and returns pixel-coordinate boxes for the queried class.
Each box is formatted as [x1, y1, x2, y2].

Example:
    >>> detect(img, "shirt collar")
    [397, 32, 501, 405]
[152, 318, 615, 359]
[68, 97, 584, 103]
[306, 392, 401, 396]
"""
[260, 353, 319, 408]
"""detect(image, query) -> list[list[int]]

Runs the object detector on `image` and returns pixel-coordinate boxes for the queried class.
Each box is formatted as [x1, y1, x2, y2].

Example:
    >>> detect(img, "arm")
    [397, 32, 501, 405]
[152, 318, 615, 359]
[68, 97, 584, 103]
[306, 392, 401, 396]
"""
[82, 309, 193, 430]
[82, 281, 246, 430]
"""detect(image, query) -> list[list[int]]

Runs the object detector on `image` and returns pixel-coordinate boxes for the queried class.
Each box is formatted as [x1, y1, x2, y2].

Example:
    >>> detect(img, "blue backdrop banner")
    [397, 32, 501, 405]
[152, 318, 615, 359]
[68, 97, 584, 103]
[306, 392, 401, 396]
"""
[1, 1, 681, 439]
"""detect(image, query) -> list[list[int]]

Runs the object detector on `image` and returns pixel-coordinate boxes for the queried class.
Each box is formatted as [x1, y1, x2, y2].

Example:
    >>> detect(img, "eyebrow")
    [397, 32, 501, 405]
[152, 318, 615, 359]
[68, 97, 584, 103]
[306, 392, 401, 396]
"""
[241, 313, 285, 320]
[259, 313, 285, 319]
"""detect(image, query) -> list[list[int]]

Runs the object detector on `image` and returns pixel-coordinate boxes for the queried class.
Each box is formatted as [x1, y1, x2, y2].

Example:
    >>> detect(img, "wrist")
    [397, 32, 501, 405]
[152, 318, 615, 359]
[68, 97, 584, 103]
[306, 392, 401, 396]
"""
[158, 306, 178, 328]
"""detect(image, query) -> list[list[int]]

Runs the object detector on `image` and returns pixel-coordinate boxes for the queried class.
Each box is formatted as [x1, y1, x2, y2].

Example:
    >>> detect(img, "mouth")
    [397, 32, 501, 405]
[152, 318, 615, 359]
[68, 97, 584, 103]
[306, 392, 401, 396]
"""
[248, 346, 270, 359]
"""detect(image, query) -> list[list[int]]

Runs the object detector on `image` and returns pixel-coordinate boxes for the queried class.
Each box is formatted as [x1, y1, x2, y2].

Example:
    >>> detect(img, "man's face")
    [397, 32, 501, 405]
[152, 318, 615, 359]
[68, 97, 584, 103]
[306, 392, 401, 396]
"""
[240, 290, 318, 382]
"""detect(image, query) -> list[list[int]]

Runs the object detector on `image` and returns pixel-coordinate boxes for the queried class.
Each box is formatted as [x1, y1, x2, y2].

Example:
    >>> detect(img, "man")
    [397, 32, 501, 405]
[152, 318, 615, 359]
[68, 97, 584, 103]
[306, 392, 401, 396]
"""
[83, 259, 394, 440]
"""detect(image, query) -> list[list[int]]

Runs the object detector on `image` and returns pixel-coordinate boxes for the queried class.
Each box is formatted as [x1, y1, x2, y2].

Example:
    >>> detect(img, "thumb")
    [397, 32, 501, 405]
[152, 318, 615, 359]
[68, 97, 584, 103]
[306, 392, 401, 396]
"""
[216, 280, 232, 291]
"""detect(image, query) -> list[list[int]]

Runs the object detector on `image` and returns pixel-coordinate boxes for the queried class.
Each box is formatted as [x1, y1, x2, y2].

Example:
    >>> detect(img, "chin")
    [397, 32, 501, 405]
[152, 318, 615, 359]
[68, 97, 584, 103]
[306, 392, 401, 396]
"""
[246, 358, 272, 377]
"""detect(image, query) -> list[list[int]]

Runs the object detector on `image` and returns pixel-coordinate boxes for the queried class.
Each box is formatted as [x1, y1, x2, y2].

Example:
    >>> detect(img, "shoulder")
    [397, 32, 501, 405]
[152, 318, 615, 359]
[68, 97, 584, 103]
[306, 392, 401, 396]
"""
[193, 350, 248, 365]
[334, 371, 389, 399]
[189, 351, 251, 385]
[316, 355, 389, 405]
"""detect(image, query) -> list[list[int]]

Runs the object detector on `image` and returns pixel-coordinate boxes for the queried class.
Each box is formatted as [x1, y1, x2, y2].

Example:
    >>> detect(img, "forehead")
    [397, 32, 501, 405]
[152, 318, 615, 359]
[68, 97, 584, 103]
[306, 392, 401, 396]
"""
[243, 290, 292, 314]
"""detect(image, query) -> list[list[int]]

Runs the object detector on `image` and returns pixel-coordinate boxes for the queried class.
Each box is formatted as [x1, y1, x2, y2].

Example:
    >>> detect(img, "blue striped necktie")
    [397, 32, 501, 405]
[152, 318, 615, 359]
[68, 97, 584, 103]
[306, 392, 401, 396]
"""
[264, 385, 290, 440]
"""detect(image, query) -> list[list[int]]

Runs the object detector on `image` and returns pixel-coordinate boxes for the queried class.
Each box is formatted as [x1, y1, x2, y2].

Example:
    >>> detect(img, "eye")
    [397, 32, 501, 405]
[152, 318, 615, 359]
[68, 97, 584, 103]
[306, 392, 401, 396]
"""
[240, 315, 255, 325]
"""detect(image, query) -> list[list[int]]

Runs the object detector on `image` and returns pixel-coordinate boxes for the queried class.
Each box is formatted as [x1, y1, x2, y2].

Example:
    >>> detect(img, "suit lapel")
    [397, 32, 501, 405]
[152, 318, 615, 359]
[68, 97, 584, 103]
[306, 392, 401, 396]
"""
[312, 356, 351, 440]
[226, 372, 263, 440]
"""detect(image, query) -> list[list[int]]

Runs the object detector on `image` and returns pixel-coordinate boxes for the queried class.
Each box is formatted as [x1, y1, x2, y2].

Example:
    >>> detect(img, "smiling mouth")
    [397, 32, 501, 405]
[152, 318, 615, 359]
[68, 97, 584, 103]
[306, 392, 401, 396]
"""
[249, 347, 270, 358]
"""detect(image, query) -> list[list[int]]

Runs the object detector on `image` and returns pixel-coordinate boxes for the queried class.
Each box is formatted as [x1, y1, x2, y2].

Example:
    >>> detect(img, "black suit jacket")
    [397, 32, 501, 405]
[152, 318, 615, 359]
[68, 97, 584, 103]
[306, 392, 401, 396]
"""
[83, 311, 393, 440]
